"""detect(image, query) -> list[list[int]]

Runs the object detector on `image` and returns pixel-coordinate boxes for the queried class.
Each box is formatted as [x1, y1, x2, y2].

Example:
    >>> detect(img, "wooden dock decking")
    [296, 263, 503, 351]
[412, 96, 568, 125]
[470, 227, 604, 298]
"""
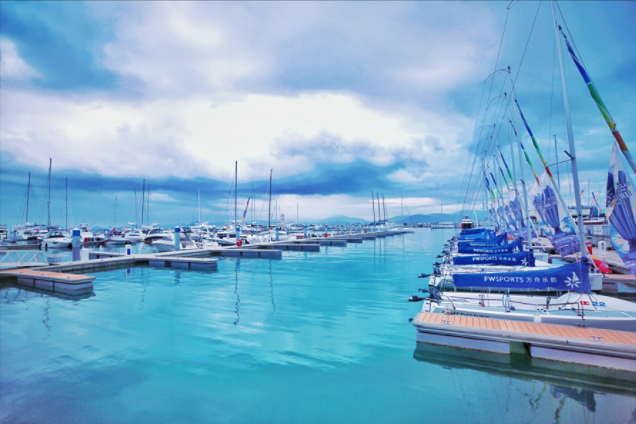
[413, 312, 636, 371]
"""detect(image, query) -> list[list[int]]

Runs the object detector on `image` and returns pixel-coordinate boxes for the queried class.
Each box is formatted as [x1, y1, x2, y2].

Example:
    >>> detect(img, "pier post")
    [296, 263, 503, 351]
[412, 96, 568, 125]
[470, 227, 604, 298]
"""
[72, 228, 81, 261]
[175, 227, 181, 251]
[125, 242, 132, 256]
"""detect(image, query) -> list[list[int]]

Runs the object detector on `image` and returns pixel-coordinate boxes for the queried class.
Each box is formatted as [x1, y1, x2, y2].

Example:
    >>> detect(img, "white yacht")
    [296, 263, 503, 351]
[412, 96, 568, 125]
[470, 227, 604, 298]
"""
[42, 230, 72, 248]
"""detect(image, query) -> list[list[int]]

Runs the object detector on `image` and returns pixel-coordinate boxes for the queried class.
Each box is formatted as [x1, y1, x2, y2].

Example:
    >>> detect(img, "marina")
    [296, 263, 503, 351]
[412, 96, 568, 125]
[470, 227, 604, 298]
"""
[1, 1, 635, 423]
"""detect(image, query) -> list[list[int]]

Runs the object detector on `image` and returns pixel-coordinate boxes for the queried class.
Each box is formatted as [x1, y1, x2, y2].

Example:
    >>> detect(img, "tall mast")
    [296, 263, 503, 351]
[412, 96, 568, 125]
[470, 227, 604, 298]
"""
[509, 67, 531, 246]
[134, 184, 138, 227]
[47, 158, 52, 227]
[552, 1, 586, 258]
[383, 195, 387, 223]
[376, 193, 381, 224]
[234, 161, 237, 226]
[297, 203, 298, 224]
[115, 195, 117, 229]
[26, 172, 31, 224]
[141, 179, 145, 226]
[198, 189, 201, 224]
[147, 184, 150, 224]
[371, 191, 376, 227]
[401, 192, 404, 219]
[268, 169, 272, 230]
[554, 135, 561, 191]
[441, 193, 443, 215]
[65, 178, 68, 230]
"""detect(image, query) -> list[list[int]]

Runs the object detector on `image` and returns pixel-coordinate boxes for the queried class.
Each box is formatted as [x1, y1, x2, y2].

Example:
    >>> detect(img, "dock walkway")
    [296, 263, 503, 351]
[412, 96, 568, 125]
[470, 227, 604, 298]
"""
[413, 312, 636, 371]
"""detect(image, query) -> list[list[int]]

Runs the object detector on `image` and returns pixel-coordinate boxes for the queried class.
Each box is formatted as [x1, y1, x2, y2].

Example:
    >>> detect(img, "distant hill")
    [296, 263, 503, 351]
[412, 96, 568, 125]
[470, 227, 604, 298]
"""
[388, 212, 464, 224]
[314, 215, 369, 225]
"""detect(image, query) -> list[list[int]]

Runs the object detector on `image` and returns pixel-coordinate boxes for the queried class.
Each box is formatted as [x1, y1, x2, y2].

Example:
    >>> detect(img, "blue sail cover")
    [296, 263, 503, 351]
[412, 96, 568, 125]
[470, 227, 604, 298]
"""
[457, 238, 523, 254]
[452, 251, 535, 267]
[460, 228, 489, 235]
[458, 230, 496, 241]
[457, 233, 508, 247]
[453, 261, 590, 293]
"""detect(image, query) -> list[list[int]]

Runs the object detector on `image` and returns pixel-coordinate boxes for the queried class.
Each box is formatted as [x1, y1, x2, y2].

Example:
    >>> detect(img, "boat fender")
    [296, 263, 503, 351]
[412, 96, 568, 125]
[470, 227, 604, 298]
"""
[84, 237, 89, 242]
[237, 239, 243, 247]
[408, 295, 426, 302]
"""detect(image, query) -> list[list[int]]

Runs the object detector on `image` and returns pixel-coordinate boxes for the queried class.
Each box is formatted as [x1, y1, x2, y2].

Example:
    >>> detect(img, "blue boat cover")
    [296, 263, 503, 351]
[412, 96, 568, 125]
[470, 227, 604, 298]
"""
[457, 238, 523, 254]
[452, 251, 535, 267]
[459, 228, 489, 235]
[453, 261, 590, 293]
[458, 230, 496, 241]
[457, 233, 508, 247]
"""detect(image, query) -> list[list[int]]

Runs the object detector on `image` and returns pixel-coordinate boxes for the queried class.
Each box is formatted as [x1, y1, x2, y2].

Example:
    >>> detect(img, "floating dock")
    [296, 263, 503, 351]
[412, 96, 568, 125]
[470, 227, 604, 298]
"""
[0, 268, 94, 295]
[0, 229, 413, 296]
[413, 312, 636, 372]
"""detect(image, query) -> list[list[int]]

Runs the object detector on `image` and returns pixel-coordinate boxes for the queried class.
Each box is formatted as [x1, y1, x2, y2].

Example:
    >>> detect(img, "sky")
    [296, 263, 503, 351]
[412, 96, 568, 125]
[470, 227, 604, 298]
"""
[1, 1, 634, 227]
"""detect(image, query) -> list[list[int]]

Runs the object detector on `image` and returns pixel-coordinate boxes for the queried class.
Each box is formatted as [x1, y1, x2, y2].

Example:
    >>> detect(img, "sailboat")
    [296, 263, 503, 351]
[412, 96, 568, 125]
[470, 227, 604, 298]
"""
[411, 1, 636, 332]
[431, 194, 455, 229]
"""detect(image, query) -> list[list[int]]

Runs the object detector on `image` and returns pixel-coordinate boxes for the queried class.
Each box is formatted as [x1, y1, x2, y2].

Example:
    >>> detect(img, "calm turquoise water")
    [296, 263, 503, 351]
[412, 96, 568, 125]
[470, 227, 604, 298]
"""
[1, 229, 635, 423]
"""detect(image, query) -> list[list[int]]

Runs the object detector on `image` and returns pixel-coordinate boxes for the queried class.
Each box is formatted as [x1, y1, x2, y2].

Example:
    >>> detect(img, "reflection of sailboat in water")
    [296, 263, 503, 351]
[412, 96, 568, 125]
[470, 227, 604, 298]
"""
[268, 260, 275, 311]
[234, 259, 241, 326]
[174, 270, 181, 286]
[413, 343, 634, 411]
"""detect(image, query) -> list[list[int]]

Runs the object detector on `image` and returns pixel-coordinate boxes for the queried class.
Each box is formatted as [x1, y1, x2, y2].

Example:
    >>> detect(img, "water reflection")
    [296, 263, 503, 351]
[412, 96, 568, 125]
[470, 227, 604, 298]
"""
[413, 342, 636, 402]
[268, 260, 276, 312]
[234, 258, 241, 326]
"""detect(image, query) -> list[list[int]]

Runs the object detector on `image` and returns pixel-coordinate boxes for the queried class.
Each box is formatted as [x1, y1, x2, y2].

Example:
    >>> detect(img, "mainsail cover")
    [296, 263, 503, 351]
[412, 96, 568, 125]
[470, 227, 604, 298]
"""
[453, 261, 590, 292]
[606, 142, 636, 275]
[457, 238, 523, 254]
[457, 233, 508, 247]
[452, 251, 535, 267]
[528, 171, 580, 256]
[458, 230, 496, 241]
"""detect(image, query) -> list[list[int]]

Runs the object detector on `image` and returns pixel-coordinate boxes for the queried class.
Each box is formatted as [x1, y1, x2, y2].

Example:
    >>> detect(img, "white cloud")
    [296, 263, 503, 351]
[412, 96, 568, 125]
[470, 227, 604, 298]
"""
[149, 193, 177, 202]
[0, 89, 472, 183]
[0, 39, 41, 81]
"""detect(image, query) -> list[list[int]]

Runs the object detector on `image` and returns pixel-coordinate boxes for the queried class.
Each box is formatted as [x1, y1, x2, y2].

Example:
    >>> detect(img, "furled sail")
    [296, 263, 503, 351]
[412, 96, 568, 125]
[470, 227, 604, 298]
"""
[606, 142, 636, 275]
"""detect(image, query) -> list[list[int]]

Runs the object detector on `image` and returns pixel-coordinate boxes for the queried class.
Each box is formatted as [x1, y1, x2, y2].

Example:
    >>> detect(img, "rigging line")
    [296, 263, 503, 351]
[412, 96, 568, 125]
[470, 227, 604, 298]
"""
[555, 1, 590, 76]
[548, 30, 557, 143]
[511, 1, 543, 90]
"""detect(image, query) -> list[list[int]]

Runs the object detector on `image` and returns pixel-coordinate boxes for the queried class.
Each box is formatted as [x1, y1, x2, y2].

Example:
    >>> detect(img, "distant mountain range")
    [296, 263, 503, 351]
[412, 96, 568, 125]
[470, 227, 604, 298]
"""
[387, 213, 464, 224]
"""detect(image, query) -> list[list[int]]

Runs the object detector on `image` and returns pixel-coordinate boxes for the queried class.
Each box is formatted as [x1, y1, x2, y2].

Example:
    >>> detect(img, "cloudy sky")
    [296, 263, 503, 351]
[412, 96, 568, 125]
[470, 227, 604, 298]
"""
[1, 1, 634, 227]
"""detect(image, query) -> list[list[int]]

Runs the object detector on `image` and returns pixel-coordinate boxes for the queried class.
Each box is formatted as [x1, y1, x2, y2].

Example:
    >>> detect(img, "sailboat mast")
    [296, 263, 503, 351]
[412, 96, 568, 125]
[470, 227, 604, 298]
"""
[552, 0, 586, 258]
[371, 191, 376, 227]
[147, 184, 150, 224]
[234, 161, 237, 226]
[65, 178, 68, 230]
[268, 170, 272, 230]
[554, 135, 561, 191]
[134, 184, 138, 227]
[198, 189, 201, 224]
[383, 195, 387, 223]
[115, 195, 117, 229]
[141, 179, 145, 226]
[509, 67, 532, 246]
[401, 192, 404, 219]
[297, 203, 298, 224]
[26, 172, 30, 224]
[376, 193, 381, 224]
[47, 158, 52, 227]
